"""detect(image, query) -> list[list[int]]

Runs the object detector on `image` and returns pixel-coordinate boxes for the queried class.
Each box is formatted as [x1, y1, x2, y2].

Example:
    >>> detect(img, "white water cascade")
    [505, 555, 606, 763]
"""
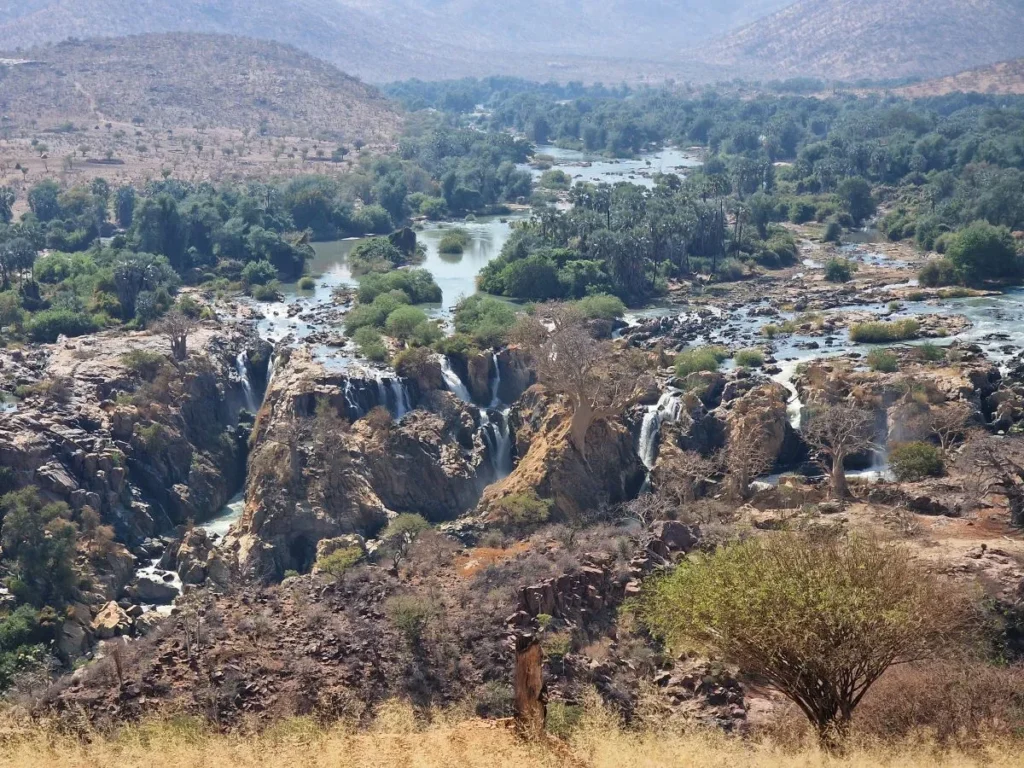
[638, 391, 684, 470]
[489, 353, 502, 407]
[390, 379, 412, 418]
[236, 351, 257, 412]
[441, 355, 513, 478]
[441, 357, 473, 403]
[265, 354, 277, 393]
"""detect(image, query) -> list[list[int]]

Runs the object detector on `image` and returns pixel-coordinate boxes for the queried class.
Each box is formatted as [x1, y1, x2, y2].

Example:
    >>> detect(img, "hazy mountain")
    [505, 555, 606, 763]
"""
[0, 34, 401, 141]
[702, 0, 1024, 81]
[0, 0, 791, 80]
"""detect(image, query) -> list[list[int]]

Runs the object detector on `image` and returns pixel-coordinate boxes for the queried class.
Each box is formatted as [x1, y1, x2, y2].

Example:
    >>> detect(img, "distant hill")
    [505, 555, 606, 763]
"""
[702, 0, 1024, 81]
[0, 0, 792, 81]
[891, 58, 1024, 98]
[0, 34, 401, 141]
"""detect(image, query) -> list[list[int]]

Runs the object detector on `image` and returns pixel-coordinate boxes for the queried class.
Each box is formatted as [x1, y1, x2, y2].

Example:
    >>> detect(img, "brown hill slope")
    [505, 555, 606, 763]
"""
[702, 0, 1024, 81]
[0, 34, 401, 142]
[892, 58, 1024, 97]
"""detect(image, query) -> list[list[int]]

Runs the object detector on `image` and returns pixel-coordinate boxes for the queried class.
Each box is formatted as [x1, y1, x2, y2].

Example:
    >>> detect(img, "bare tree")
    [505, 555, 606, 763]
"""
[657, 450, 718, 504]
[804, 404, 875, 499]
[928, 401, 973, 454]
[157, 310, 198, 362]
[724, 436, 774, 501]
[513, 305, 652, 457]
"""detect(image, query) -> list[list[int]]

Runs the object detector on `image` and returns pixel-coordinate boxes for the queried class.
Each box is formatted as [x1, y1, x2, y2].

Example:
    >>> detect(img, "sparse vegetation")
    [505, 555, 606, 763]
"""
[849, 319, 920, 344]
[675, 346, 728, 377]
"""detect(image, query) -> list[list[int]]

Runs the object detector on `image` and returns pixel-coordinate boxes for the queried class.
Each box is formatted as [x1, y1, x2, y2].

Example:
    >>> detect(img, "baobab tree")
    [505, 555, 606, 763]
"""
[513, 304, 652, 457]
[804, 404, 875, 499]
[157, 310, 197, 362]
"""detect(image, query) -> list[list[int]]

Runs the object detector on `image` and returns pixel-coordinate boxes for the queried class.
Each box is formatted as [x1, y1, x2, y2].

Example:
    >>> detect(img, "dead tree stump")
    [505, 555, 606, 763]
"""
[513, 632, 546, 736]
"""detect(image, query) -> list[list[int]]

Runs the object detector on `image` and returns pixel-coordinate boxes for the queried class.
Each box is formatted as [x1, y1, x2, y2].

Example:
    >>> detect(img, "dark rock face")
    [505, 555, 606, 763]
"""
[388, 227, 417, 258]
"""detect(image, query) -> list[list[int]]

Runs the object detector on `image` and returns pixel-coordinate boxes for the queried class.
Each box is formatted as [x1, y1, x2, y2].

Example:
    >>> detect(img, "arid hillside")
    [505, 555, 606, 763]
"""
[891, 57, 1024, 97]
[703, 0, 1024, 81]
[0, 34, 400, 141]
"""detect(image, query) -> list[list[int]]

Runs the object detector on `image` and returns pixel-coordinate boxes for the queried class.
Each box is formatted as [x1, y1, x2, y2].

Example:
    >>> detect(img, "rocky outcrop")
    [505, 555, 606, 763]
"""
[238, 349, 496, 580]
[476, 386, 646, 525]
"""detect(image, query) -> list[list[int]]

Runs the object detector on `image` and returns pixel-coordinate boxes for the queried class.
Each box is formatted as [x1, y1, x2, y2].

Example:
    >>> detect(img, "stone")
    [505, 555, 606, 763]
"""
[91, 601, 132, 639]
[57, 620, 89, 658]
[651, 520, 700, 554]
[132, 574, 179, 605]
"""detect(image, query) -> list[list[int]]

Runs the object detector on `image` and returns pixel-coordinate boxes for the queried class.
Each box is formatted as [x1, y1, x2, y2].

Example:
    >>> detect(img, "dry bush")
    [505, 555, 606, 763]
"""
[364, 406, 394, 435]
[765, 661, 1024, 749]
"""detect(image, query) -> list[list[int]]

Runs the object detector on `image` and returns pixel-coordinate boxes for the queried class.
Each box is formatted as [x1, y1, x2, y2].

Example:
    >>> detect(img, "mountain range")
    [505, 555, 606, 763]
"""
[1, 0, 1024, 82]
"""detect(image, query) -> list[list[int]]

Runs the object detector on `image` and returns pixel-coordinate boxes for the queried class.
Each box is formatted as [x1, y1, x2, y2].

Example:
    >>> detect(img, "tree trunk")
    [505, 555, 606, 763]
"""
[569, 403, 594, 459]
[830, 456, 850, 500]
[816, 713, 851, 754]
[514, 633, 546, 737]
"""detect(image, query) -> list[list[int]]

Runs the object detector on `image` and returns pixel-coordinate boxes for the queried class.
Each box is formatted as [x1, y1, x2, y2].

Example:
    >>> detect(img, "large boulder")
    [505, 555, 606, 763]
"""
[91, 602, 132, 640]
[131, 574, 179, 605]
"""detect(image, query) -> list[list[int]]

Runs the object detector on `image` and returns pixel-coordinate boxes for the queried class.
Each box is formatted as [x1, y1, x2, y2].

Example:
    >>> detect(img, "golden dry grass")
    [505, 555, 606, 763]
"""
[0, 703, 1020, 768]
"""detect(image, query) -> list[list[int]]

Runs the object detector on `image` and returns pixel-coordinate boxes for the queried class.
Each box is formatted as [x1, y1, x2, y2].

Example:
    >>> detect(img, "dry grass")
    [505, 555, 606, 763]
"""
[0, 702, 1021, 768]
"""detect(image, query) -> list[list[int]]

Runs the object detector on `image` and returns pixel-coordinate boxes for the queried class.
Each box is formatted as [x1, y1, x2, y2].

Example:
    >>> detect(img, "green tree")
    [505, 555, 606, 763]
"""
[836, 177, 876, 224]
[114, 185, 136, 229]
[946, 221, 1019, 285]
[133, 193, 186, 271]
[637, 532, 974, 751]
[0, 187, 15, 224]
[27, 180, 61, 222]
[0, 488, 79, 607]
[382, 513, 430, 571]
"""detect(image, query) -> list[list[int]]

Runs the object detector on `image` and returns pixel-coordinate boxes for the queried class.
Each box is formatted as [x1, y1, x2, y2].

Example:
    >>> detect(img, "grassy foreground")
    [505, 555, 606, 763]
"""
[0, 706, 1018, 768]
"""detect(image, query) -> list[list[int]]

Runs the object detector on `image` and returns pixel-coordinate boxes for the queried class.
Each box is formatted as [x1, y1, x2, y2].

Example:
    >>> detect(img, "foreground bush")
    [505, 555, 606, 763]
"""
[637, 532, 973, 750]
[27, 309, 98, 342]
[889, 441, 944, 481]
[824, 258, 854, 283]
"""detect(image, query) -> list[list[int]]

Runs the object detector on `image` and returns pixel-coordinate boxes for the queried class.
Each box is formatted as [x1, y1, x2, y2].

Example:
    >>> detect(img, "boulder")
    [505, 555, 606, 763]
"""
[57, 620, 89, 658]
[91, 601, 132, 640]
[315, 535, 367, 562]
[651, 520, 700, 554]
[131, 574, 179, 605]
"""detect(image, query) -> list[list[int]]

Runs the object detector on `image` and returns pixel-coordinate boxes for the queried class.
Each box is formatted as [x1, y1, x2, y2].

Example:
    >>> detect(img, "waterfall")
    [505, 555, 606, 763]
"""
[236, 352, 257, 412]
[265, 354, 277, 393]
[489, 353, 502, 408]
[481, 409, 513, 478]
[389, 379, 412, 418]
[440, 356, 473, 403]
[344, 379, 362, 418]
[638, 391, 683, 470]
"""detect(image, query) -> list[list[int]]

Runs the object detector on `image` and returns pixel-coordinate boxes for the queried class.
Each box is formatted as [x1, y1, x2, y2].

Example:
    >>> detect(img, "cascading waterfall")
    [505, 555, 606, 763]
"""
[442, 355, 513, 478]
[638, 391, 684, 470]
[441, 356, 473, 403]
[265, 354, 277, 393]
[489, 352, 502, 407]
[344, 379, 362, 418]
[236, 351, 257, 413]
[389, 378, 412, 418]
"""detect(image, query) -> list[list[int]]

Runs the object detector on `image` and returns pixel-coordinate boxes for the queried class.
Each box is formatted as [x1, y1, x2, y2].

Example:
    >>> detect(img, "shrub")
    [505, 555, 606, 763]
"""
[574, 293, 626, 321]
[734, 348, 764, 368]
[945, 221, 1019, 285]
[454, 295, 517, 348]
[849, 319, 920, 343]
[315, 546, 363, 579]
[918, 258, 960, 288]
[241, 259, 277, 286]
[823, 219, 842, 243]
[419, 197, 448, 220]
[824, 258, 854, 283]
[27, 309, 98, 342]
[385, 594, 435, 643]
[249, 282, 280, 302]
[866, 349, 899, 372]
[438, 228, 470, 254]
[357, 269, 441, 305]
[915, 343, 946, 363]
[384, 306, 429, 340]
[120, 349, 167, 380]
[716, 258, 745, 282]
[491, 492, 552, 531]
[394, 347, 443, 390]
[348, 237, 404, 275]
[674, 346, 728, 377]
[297, 276, 317, 290]
[539, 169, 571, 190]
[889, 442, 944, 482]
[353, 326, 389, 362]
